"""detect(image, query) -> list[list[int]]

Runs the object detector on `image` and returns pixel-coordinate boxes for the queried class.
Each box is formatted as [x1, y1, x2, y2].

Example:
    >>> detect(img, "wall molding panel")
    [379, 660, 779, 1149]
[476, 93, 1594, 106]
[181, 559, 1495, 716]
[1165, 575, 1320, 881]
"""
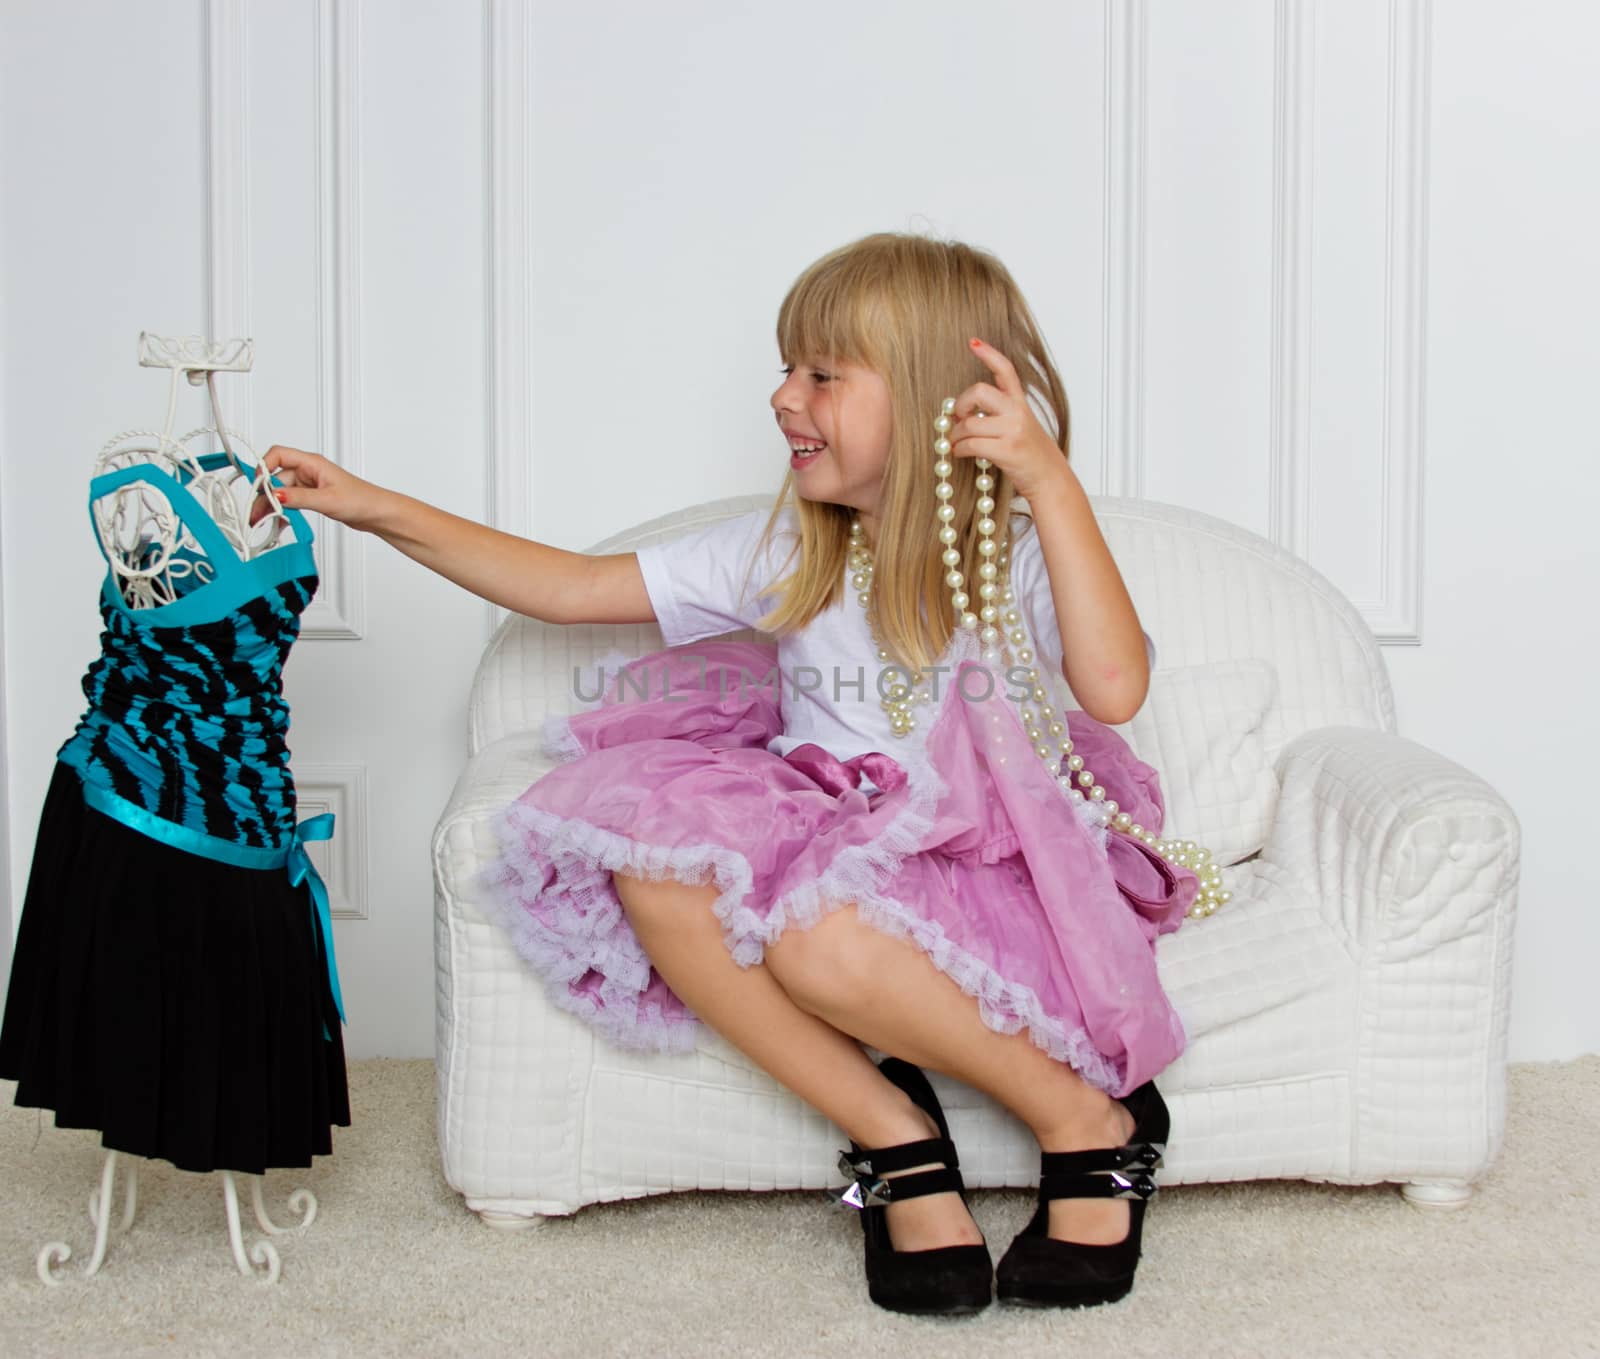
[205, 0, 367, 640]
[484, 0, 533, 639]
[1268, 0, 1316, 566]
[295, 764, 369, 921]
[306, 0, 368, 639]
[487, 0, 533, 547]
[207, 1, 250, 384]
[1265, 0, 1430, 646]
[1100, 0, 1149, 501]
[1360, 0, 1430, 645]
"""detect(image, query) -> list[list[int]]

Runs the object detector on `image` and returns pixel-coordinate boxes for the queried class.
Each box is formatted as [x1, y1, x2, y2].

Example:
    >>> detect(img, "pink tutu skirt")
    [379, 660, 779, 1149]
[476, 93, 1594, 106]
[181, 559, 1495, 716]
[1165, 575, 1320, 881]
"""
[482, 635, 1198, 1097]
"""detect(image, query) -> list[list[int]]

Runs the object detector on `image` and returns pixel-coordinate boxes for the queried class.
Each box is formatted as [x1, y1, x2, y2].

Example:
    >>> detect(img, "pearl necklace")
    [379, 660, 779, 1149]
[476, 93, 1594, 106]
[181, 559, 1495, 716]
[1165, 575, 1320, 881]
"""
[845, 396, 1230, 920]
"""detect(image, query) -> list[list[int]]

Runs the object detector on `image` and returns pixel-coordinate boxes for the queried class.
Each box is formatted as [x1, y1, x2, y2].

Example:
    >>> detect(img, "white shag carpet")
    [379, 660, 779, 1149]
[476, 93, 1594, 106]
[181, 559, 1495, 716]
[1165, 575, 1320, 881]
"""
[1, 1057, 1595, 1359]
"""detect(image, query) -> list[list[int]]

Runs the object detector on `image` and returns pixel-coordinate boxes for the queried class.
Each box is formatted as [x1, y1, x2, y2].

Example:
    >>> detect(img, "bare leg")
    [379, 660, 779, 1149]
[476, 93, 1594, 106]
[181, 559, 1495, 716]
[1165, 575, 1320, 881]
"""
[763, 904, 1139, 1246]
[611, 872, 983, 1252]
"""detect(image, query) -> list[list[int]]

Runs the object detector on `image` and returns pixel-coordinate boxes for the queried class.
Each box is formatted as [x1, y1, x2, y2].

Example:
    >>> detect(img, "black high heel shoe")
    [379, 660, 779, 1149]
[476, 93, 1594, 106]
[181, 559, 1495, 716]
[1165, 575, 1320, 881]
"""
[832, 1057, 994, 1316]
[995, 1078, 1170, 1309]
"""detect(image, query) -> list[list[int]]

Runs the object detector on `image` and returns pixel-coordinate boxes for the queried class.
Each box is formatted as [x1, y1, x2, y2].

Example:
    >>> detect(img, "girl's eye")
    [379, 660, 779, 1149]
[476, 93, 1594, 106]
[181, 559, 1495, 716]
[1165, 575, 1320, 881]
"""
[778, 365, 831, 383]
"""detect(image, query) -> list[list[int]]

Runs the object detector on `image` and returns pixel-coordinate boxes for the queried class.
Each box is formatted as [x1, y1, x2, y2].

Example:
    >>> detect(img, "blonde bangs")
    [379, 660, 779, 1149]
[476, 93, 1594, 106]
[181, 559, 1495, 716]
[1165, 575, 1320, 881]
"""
[775, 246, 878, 371]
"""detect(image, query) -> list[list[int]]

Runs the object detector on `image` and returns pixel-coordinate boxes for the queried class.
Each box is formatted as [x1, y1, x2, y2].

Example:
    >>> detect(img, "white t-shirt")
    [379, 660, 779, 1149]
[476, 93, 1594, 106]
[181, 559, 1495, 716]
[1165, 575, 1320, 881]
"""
[633, 505, 1156, 793]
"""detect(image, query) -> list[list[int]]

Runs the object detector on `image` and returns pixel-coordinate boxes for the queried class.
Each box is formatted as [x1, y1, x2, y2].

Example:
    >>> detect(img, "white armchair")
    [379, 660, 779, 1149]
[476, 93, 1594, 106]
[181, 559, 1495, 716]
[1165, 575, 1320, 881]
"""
[431, 493, 1519, 1227]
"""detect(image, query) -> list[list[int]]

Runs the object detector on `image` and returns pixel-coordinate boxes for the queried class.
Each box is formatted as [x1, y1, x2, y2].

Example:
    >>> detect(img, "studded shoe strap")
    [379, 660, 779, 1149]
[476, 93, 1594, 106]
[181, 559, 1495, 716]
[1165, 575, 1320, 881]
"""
[1038, 1141, 1165, 1203]
[834, 1138, 965, 1210]
[841, 1136, 959, 1178]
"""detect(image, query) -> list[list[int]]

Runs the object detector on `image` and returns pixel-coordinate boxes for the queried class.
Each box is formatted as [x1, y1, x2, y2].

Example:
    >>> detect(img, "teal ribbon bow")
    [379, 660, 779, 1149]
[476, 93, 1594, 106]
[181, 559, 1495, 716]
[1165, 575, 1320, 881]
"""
[287, 812, 346, 1029]
[76, 776, 348, 1037]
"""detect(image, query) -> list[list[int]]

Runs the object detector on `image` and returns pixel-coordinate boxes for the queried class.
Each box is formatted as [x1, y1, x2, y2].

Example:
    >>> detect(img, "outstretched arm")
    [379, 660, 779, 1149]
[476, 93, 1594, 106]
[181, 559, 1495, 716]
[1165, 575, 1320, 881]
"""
[255, 445, 656, 626]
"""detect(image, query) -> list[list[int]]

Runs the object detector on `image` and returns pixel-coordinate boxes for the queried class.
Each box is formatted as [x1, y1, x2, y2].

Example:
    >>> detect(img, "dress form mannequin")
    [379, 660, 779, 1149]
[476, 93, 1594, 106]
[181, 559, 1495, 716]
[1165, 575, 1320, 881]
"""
[9, 333, 346, 1287]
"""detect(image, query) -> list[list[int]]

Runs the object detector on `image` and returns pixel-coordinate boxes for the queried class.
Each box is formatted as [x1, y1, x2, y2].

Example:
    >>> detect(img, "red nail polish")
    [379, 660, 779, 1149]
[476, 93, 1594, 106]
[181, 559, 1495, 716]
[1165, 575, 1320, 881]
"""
[969, 337, 981, 348]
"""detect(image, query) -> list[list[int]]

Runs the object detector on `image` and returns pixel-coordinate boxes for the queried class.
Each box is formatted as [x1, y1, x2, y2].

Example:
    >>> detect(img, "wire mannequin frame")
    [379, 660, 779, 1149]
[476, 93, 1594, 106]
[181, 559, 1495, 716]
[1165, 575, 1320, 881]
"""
[90, 336, 300, 608]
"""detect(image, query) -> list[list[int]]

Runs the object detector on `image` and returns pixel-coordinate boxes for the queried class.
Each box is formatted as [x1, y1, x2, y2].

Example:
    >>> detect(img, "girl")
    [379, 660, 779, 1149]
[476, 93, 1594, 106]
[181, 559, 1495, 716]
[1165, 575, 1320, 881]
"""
[257, 231, 1208, 1316]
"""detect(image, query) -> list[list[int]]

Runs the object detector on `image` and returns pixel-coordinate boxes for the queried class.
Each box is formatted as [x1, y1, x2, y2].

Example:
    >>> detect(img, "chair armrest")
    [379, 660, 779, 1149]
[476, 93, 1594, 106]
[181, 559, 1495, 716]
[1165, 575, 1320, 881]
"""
[435, 729, 559, 851]
[432, 732, 564, 930]
[430, 730, 595, 1213]
[1266, 726, 1522, 958]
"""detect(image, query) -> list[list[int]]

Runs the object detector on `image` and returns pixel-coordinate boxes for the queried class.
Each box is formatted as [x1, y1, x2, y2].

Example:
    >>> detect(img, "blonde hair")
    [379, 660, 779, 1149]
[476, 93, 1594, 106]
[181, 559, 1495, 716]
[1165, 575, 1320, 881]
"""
[749, 230, 1072, 676]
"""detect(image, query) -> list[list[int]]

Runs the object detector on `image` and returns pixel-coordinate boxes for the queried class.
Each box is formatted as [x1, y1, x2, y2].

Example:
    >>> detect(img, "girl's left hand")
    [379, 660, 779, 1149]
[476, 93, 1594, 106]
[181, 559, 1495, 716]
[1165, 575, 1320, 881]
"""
[947, 337, 1067, 502]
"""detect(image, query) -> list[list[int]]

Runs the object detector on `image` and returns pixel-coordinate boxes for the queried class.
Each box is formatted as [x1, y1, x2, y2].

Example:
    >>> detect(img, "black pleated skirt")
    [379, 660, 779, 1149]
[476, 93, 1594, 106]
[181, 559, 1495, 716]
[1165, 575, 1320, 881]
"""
[0, 761, 351, 1175]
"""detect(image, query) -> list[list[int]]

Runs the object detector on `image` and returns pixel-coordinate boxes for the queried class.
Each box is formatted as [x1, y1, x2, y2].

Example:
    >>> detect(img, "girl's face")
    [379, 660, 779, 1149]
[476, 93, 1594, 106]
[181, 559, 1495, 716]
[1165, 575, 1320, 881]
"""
[770, 357, 893, 536]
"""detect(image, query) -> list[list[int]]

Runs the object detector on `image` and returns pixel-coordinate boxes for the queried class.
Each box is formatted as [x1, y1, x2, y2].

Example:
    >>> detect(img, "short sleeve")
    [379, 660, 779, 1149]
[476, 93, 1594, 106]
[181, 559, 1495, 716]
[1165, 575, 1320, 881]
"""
[1007, 516, 1156, 682]
[633, 507, 797, 647]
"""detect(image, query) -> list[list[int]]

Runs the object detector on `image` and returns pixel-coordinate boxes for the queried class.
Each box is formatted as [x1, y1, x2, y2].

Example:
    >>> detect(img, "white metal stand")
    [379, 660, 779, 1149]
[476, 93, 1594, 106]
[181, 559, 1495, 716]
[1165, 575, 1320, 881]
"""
[36, 1149, 320, 1285]
[91, 332, 296, 611]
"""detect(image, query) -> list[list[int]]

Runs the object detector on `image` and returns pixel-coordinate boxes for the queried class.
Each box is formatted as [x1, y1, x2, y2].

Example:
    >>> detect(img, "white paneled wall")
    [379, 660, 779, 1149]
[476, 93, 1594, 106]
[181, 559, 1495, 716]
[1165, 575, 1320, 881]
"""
[2, 0, 1595, 1060]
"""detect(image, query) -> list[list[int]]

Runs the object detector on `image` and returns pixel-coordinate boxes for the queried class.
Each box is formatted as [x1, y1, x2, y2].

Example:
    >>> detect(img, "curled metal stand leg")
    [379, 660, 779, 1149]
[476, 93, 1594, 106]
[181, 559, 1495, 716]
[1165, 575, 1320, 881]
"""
[36, 1156, 319, 1285]
[37, 1150, 141, 1285]
[249, 1174, 318, 1234]
[220, 1173, 280, 1284]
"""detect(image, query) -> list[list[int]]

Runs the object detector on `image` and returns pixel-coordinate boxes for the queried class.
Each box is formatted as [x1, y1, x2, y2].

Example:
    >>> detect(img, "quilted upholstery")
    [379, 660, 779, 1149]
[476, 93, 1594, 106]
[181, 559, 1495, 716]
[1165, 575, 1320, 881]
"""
[1109, 656, 1282, 866]
[433, 493, 1519, 1220]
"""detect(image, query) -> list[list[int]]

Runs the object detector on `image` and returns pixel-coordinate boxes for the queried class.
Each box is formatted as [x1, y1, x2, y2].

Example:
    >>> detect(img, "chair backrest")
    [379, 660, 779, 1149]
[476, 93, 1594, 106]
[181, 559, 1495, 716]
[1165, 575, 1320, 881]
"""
[467, 493, 1395, 770]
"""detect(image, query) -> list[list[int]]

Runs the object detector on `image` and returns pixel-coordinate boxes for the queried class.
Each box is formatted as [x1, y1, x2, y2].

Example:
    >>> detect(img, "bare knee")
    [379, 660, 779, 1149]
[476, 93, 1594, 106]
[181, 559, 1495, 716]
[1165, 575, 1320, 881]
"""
[765, 905, 872, 1010]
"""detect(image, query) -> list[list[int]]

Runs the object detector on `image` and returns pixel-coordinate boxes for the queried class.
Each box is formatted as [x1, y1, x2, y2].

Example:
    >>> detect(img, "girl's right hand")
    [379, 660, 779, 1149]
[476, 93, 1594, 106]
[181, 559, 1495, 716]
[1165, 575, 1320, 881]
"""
[251, 445, 387, 531]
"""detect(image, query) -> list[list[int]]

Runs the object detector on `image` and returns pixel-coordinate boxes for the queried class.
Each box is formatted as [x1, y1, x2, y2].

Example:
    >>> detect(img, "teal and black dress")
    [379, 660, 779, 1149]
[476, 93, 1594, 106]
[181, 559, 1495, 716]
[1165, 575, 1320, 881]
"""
[0, 456, 350, 1174]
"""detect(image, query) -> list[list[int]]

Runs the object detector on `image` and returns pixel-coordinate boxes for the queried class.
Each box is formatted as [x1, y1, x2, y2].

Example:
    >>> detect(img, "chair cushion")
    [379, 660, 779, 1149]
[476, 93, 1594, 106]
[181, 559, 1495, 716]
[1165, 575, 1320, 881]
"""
[1106, 657, 1281, 866]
